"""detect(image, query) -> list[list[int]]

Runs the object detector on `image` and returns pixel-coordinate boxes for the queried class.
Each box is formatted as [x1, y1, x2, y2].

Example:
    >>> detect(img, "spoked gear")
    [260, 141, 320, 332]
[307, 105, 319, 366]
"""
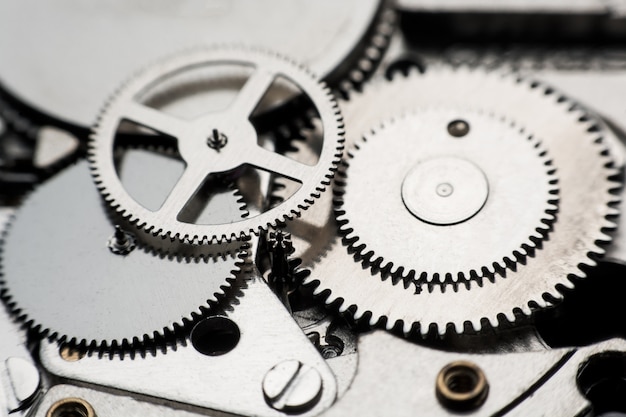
[337, 109, 559, 283]
[282, 68, 619, 335]
[0, 160, 245, 352]
[89, 46, 344, 246]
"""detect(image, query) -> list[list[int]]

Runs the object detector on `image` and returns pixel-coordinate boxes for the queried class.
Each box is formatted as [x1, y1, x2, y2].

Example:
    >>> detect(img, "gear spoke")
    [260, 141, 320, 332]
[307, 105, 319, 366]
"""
[123, 102, 187, 138]
[89, 47, 343, 244]
[248, 147, 313, 183]
[229, 69, 276, 119]
[158, 163, 210, 219]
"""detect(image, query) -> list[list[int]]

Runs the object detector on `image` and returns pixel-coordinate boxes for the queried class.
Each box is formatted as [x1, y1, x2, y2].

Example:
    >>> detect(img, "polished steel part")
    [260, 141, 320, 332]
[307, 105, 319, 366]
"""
[292, 69, 618, 334]
[401, 157, 489, 226]
[319, 331, 626, 417]
[31, 385, 210, 417]
[0, 161, 242, 348]
[263, 360, 323, 413]
[0, 0, 384, 127]
[41, 275, 338, 417]
[90, 47, 344, 245]
[337, 109, 558, 282]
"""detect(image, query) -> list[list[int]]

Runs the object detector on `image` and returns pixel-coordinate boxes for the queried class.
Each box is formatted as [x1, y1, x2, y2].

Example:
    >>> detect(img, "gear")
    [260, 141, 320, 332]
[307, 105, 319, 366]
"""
[89, 46, 344, 246]
[0, 0, 386, 128]
[280, 68, 619, 335]
[336, 109, 559, 283]
[0, 160, 245, 351]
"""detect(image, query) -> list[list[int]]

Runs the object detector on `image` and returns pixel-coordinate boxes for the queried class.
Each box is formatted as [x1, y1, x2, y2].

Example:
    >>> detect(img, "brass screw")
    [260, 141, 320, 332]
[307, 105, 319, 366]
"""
[46, 397, 95, 417]
[436, 360, 489, 411]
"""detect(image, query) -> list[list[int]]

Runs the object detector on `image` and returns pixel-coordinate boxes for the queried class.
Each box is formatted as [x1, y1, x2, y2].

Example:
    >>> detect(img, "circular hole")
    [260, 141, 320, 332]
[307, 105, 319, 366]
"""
[436, 361, 488, 411]
[445, 368, 479, 393]
[447, 120, 470, 138]
[578, 352, 626, 414]
[191, 316, 240, 356]
[46, 398, 95, 417]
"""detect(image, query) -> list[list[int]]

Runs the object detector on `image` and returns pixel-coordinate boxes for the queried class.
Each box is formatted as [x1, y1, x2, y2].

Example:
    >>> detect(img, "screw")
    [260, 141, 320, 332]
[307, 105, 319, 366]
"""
[320, 344, 342, 359]
[4, 357, 40, 413]
[262, 360, 323, 413]
[207, 129, 228, 150]
[107, 225, 136, 255]
[447, 119, 470, 137]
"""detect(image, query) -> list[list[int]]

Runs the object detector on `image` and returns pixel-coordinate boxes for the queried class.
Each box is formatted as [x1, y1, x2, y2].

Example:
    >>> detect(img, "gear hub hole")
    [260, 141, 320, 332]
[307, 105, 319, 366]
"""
[447, 119, 470, 137]
[191, 316, 240, 356]
[46, 398, 95, 417]
[436, 361, 488, 411]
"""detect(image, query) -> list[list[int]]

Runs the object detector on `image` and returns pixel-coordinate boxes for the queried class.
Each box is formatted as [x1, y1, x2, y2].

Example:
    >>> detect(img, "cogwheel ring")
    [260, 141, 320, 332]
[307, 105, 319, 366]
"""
[89, 46, 344, 245]
[299, 69, 619, 335]
[0, 161, 244, 351]
[337, 109, 559, 283]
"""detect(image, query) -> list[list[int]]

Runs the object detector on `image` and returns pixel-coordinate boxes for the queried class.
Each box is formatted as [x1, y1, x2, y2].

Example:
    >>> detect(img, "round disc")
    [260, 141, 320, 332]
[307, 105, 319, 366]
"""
[401, 156, 489, 225]
[0, 161, 241, 346]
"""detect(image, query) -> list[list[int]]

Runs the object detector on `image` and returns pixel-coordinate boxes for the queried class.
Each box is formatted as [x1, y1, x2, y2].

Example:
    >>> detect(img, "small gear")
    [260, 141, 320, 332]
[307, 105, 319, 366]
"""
[281, 69, 619, 335]
[336, 109, 559, 283]
[89, 46, 344, 246]
[0, 160, 245, 352]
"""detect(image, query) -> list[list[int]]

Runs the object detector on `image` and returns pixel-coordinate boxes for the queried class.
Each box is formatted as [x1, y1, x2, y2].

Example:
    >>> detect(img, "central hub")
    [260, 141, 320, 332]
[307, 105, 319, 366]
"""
[401, 156, 489, 226]
[207, 128, 228, 150]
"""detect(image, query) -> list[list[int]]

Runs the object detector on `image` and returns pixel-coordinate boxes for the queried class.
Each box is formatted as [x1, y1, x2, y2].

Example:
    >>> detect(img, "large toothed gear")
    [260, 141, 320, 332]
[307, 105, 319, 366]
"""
[89, 46, 344, 246]
[284, 69, 619, 335]
[337, 109, 559, 283]
[0, 161, 245, 352]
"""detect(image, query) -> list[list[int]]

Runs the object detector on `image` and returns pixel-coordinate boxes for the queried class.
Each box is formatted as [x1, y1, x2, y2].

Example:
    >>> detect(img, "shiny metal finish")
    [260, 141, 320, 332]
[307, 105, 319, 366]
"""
[40, 274, 338, 417]
[338, 109, 557, 282]
[0, 0, 385, 127]
[299, 70, 618, 334]
[0, 161, 242, 348]
[90, 47, 344, 245]
[401, 157, 489, 226]
[263, 360, 323, 413]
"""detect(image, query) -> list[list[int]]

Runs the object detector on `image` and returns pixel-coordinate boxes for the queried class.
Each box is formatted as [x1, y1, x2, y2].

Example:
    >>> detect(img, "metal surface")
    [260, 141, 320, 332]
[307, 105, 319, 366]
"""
[292, 69, 618, 335]
[31, 385, 222, 417]
[89, 47, 344, 245]
[2, 5, 626, 417]
[0, 161, 242, 348]
[337, 109, 557, 282]
[41, 274, 338, 417]
[0, 0, 384, 128]
[0, 297, 40, 417]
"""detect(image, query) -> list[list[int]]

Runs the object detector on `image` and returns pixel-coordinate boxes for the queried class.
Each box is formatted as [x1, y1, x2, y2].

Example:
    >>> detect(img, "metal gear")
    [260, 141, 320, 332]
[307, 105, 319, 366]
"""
[0, 160, 245, 351]
[89, 46, 344, 246]
[336, 109, 559, 283]
[0, 0, 387, 128]
[281, 68, 619, 335]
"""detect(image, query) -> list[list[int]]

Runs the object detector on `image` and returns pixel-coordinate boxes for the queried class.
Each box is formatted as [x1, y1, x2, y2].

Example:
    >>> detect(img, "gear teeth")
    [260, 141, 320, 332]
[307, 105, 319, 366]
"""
[295, 67, 623, 339]
[336, 109, 560, 286]
[0, 162, 250, 357]
[335, 3, 396, 96]
[88, 46, 344, 251]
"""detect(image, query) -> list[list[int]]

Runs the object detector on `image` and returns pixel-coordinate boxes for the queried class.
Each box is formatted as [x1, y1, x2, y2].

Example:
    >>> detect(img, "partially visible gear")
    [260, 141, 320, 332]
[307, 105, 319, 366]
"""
[331, 4, 396, 96]
[281, 69, 619, 335]
[0, 160, 245, 353]
[336, 109, 559, 283]
[89, 46, 344, 246]
[0, 0, 386, 128]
